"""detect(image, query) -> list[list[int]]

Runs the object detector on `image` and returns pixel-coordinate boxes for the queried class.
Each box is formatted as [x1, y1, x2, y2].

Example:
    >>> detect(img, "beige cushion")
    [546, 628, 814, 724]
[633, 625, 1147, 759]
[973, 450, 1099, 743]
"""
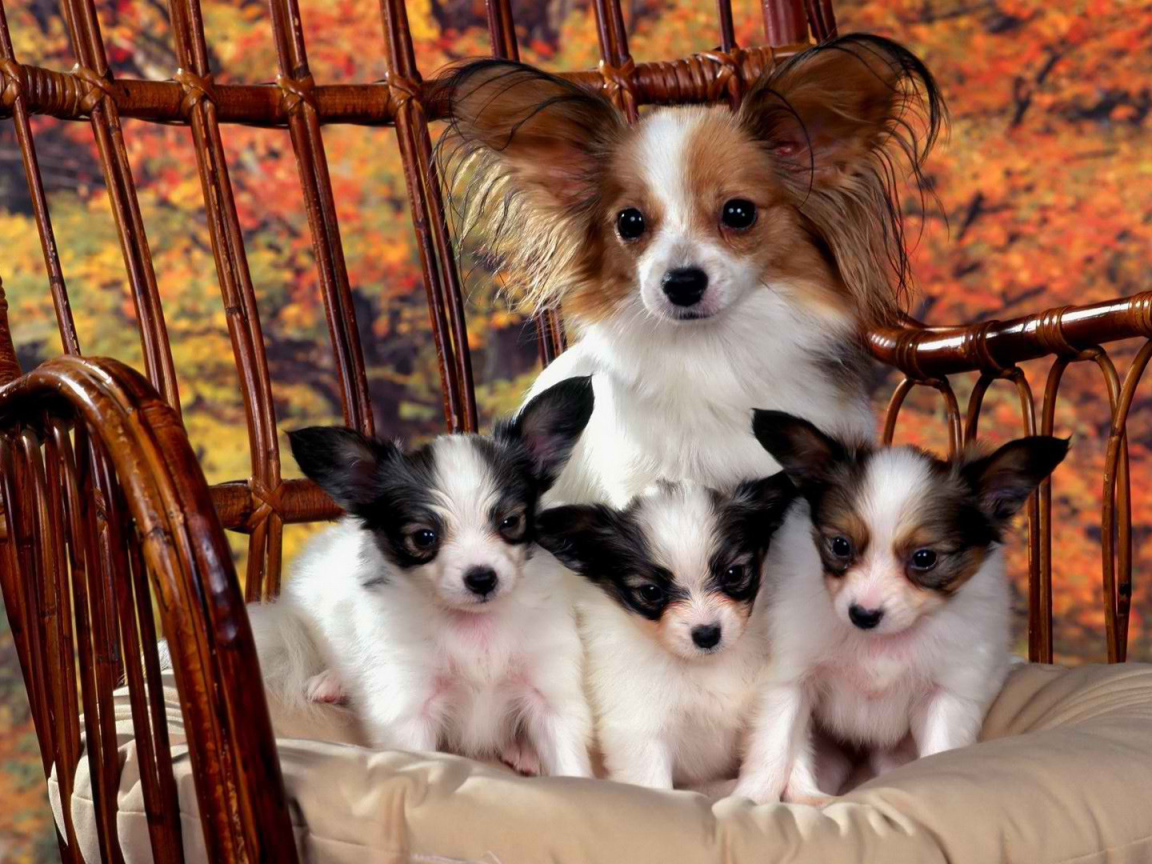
[50, 662, 1152, 863]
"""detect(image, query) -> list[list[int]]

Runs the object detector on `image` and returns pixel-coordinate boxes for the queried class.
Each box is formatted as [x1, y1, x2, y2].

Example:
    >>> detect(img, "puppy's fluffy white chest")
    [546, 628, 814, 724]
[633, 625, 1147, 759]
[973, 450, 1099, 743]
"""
[289, 522, 583, 758]
[581, 593, 767, 786]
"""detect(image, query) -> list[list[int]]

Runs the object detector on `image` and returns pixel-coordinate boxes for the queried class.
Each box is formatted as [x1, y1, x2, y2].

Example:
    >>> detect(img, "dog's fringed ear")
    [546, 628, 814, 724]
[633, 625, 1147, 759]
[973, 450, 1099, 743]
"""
[432, 61, 625, 312]
[287, 427, 401, 515]
[961, 436, 1070, 523]
[497, 376, 595, 491]
[536, 504, 624, 578]
[738, 34, 946, 324]
[731, 472, 798, 539]
[751, 410, 848, 491]
[432, 60, 624, 211]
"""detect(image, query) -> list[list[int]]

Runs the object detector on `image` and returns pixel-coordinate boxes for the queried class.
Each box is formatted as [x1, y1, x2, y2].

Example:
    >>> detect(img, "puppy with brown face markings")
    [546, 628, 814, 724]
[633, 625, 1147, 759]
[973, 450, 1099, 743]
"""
[537, 477, 794, 790]
[734, 410, 1069, 805]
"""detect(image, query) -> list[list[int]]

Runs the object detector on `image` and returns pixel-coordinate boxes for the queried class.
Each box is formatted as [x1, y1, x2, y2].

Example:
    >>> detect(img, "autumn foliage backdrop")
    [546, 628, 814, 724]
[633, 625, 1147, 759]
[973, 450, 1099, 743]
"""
[1, 0, 1150, 859]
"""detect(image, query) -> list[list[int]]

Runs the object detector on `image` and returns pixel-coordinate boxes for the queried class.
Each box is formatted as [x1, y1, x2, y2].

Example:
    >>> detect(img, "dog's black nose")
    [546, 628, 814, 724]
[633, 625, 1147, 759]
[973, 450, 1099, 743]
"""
[691, 624, 722, 649]
[464, 567, 499, 597]
[849, 604, 884, 630]
[662, 267, 709, 307]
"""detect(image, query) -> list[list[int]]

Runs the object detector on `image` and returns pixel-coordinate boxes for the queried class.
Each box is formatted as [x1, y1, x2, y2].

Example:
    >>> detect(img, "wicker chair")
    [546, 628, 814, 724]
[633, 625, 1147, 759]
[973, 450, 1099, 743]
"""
[1, 1, 1151, 862]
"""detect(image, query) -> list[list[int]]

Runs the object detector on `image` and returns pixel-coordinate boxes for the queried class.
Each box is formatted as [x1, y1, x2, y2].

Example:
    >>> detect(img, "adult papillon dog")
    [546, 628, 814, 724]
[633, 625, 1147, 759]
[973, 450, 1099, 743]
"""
[436, 34, 945, 504]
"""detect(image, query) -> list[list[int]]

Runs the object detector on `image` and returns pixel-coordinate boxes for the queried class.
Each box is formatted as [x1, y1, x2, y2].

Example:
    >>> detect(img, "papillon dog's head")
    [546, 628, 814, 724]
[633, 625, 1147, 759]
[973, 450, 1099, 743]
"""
[288, 377, 593, 611]
[435, 34, 943, 331]
[538, 477, 794, 659]
[752, 410, 1069, 636]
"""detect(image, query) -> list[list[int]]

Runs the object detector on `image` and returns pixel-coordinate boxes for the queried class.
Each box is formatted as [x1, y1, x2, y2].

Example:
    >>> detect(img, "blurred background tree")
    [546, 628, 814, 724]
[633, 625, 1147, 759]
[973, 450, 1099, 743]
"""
[0, 0, 1149, 858]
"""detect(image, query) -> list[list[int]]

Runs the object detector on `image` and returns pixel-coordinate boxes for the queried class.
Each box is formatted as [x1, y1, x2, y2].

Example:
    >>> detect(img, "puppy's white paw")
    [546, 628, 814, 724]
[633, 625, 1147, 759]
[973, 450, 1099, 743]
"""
[500, 738, 541, 777]
[304, 670, 347, 705]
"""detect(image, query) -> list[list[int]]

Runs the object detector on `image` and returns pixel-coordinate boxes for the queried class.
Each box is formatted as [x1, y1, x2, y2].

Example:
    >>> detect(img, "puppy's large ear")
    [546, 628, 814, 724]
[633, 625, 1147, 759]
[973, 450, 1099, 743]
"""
[497, 376, 594, 491]
[729, 473, 797, 540]
[739, 34, 946, 324]
[536, 504, 624, 579]
[751, 410, 847, 491]
[433, 60, 624, 212]
[961, 437, 1070, 523]
[287, 427, 400, 515]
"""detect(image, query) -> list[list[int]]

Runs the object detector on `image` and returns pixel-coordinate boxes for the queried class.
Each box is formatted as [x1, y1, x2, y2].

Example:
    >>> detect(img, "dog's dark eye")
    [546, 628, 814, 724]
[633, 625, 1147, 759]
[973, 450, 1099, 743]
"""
[411, 529, 438, 550]
[616, 208, 646, 241]
[720, 199, 756, 230]
[498, 513, 523, 538]
[637, 583, 665, 604]
[911, 549, 938, 571]
[830, 536, 853, 558]
[721, 564, 745, 587]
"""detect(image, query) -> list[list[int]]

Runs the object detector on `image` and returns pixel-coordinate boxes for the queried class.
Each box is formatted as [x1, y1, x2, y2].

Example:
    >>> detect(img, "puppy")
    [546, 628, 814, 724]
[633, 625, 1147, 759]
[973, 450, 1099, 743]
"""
[436, 35, 945, 505]
[537, 476, 794, 789]
[248, 377, 596, 777]
[735, 410, 1069, 804]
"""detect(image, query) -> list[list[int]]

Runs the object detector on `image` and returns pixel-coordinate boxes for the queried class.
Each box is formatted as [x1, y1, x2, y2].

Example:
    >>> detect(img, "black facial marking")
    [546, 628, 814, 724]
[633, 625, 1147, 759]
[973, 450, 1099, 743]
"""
[706, 474, 795, 603]
[536, 503, 685, 621]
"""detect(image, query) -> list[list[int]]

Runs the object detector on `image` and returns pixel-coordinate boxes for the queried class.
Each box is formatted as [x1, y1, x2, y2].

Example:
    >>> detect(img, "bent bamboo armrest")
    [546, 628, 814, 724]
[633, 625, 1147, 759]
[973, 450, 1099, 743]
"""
[0, 355, 299, 864]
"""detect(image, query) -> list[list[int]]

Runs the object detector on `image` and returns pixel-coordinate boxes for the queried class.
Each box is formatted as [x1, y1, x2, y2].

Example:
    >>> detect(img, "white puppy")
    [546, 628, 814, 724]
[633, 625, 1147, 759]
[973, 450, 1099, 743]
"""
[736, 410, 1069, 804]
[537, 476, 794, 789]
[248, 378, 596, 777]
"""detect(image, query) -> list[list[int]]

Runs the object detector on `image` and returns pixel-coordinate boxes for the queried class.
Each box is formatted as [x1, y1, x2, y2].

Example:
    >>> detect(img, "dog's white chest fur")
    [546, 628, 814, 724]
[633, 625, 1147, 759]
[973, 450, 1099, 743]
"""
[581, 591, 769, 787]
[273, 521, 591, 772]
[529, 291, 874, 505]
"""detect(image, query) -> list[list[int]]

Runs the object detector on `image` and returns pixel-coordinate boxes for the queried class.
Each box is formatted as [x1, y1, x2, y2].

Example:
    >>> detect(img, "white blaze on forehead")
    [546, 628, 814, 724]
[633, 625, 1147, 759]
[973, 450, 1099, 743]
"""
[635, 107, 712, 233]
[859, 448, 937, 555]
[633, 481, 719, 592]
[429, 436, 501, 532]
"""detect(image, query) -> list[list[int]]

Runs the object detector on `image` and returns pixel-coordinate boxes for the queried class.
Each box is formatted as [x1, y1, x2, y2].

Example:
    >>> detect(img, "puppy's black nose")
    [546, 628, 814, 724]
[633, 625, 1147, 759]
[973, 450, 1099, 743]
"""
[662, 267, 709, 307]
[464, 567, 498, 597]
[849, 604, 884, 630]
[691, 624, 722, 649]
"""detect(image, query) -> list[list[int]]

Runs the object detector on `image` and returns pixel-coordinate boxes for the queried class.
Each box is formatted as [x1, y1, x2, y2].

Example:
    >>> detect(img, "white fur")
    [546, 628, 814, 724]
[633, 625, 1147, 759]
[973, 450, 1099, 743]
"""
[736, 468, 1012, 804]
[581, 483, 771, 789]
[525, 113, 874, 506]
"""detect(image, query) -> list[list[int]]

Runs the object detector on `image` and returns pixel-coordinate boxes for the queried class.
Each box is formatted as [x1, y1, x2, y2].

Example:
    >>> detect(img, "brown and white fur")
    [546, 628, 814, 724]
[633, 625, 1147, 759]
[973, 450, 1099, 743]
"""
[735, 410, 1069, 804]
[537, 476, 794, 789]
[436, 35, 945, 505]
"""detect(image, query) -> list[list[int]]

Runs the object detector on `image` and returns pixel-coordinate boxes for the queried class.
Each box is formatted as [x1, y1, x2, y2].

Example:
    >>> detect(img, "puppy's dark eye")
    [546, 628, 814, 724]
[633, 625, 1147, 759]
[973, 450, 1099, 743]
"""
[498, 512, 524, 539]
[637, 584, 665, 604]
[616, 208, 646, 241]
[830, 536, 853, 558]
[720, 199, 756, 230]
[411, 529, 437, 550]
[721, 564, 745, 586]
[910, 549, 938, 571]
